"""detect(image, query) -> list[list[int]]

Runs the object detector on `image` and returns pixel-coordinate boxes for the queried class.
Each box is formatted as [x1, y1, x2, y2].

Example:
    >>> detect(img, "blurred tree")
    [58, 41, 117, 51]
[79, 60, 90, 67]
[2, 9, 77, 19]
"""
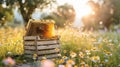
[82, 0, 100, 30]
[109, 0, 120, 24]
[99, 0, 114, 30]
[82, 0, 116, 30]
[44, 3, 76, 27]
[0, 5, 13, 26]
[0, 0, 55, 25]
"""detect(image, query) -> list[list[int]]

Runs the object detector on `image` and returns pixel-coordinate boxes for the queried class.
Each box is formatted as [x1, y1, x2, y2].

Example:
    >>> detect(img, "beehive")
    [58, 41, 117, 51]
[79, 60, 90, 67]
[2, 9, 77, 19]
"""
[26, 19, 55, 38]
[24, 19, 60, 60]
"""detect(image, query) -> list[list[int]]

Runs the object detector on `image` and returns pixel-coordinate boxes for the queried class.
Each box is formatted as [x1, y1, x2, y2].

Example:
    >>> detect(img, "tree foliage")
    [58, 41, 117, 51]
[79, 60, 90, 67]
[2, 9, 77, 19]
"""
[44, 3, 76, 27]
[0, 0, 55, 25]
[0, 5, 13, 26]
[82, 0, 117, 30]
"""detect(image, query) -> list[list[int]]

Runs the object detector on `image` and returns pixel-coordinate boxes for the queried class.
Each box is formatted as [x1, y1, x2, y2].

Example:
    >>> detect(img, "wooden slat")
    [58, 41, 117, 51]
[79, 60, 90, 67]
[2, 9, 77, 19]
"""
[37, 45, 60, 50]
[24, 44, 60, 50]
[24, 49, 60, 55]
[24, 41, 35, 45]
[38, 54, 59, 59]
[37, 40, 59, 45]
[37, 50, 60, 55]
[24, 36, 40, 40]
[24, 46, 35, 50]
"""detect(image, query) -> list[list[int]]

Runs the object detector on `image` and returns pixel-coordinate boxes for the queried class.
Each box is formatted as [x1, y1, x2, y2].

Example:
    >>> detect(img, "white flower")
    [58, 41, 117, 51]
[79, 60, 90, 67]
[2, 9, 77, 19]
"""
[58, 65, 65, 67]
[104, 59, 109, 63]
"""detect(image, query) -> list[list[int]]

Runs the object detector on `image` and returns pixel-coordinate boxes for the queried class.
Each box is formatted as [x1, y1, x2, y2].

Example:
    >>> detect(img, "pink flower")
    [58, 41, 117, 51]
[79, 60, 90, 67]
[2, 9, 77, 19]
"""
[41, 60, 55, 67]
[2, 57, 15, 65]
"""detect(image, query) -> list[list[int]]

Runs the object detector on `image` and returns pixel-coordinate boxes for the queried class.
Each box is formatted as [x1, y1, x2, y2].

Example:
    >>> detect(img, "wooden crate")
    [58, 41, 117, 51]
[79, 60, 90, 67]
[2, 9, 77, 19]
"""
[23, 36, 60, 60]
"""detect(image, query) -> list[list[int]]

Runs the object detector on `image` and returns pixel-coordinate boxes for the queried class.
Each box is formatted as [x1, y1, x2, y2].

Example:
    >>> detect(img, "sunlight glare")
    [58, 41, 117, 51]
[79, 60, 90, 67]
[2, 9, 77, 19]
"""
[79, 4, 93, 17]
[56, 0, 93, 18]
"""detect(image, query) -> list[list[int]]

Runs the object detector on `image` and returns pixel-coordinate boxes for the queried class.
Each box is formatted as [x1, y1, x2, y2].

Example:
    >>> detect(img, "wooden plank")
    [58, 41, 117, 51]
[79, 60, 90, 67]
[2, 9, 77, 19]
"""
[37, 40, 59, 45]
[24, 36, 40, 40]
[37, 50, 60, 55]
[24, 49, 60, 55]
[24, 46, 36, 50]
[37, 45, 60, 50]
[24, 44, 60, 50]
[24, 41, 35, 45]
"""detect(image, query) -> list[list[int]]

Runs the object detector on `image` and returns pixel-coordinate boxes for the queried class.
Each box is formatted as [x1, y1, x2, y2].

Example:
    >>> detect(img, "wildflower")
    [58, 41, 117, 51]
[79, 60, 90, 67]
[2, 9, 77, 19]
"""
[70, 52, 77, 58]
[7, 52, 12, 56]
[42, 57, 47, 60]
[55, 48, 60, 52]
[80, 61, 85, 65]
[85, 50, 91, 55]
[33, 54, 38, 60]
[58, 65, 65, 67]
[103, 50, 107, 53]
[66, 59, 75, 65]
[108, 43, 114, 46]
[91, 47, 98, 51]
[41, 60, 55, 67]
[104, 59, 109, 63]
[81, 64, 89, 67]
[74, 65, 78, 67]
[58, 54, 62, 57]
[79, 52, 84, 58]
[91, 56, 100, 63]
[62, 56, 68, 60]
[65, 64, 72, 67]
[105, 51, 112, 56]
[108, 39, 112, 42]
[2, 57, 15, 66]
[63, 50, 67, 53]
[58, 59, 65, 64]
[99, 64, 103, 67]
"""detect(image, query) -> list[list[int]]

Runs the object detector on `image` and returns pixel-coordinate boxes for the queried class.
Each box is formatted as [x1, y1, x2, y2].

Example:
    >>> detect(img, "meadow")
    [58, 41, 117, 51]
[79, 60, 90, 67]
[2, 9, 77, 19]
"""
[0, 27, 120, 67]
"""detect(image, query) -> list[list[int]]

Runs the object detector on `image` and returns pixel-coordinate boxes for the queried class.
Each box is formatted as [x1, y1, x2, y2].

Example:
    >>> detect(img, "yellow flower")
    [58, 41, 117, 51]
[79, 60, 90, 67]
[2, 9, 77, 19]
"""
[33, 54, 37, 60]
[81, 64, 89, 67]
[103, 50, 107, 53]
[58, 59, 65, 64]
[55, 48, 60, 52]
[91, 47, 98, 51]
[103, 50, 112, 56]
[66, 59, 75, 65]
[63, 50, 67, 53]
[74, 65, 78, 67]
[91, 56, 100, 63]
[79, 52, 84, 58]
[65, 64, 72, 67]
[70, 52, 77, 58]
[80, 61, 85, 65]
[106, 51, 112, 56]
[42, 57, 47, 60]
[62, 56, 68, 59]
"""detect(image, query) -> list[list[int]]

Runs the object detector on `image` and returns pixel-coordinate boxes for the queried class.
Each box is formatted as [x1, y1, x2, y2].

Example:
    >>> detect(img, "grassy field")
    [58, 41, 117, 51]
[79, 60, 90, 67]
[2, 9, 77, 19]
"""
[0, 27, 120, 67]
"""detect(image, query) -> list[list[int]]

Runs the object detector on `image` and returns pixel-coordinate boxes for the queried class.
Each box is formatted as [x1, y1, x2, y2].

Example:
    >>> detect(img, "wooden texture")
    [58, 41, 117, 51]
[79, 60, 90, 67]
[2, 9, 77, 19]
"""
[24, 36, 60, 60]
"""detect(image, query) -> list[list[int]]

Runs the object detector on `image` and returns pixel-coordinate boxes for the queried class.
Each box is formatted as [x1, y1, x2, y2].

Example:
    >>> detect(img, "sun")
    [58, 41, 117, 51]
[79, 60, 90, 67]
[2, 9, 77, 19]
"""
[79, 4, 93, 17]
[56, 0, 93, 18]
